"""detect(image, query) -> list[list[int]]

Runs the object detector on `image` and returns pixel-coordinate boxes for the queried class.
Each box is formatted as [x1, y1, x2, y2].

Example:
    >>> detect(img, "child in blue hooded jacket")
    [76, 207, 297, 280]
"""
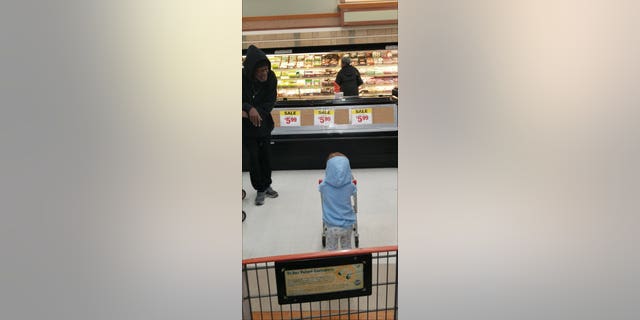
[319, 152, 356, 250]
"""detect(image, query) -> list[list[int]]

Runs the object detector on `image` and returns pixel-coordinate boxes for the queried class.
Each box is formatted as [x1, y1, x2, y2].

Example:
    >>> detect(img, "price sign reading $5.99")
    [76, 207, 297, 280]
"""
[350, 108, 373, 125]
[314, 109, 335, 126]
[279, 110, 301, 127]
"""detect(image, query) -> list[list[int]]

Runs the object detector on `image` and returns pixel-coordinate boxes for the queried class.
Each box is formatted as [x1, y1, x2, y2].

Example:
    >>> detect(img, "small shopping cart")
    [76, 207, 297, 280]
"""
[319, 178, 359, 248]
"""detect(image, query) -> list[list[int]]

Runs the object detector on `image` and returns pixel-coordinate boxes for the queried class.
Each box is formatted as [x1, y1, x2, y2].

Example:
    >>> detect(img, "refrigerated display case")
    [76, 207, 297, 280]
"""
[243, 43, 398, 101]
[242, 96, 398, 170]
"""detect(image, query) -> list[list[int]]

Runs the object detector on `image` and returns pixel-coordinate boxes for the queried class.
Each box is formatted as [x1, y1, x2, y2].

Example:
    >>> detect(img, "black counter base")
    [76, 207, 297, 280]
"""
[242, 132, 397, 171]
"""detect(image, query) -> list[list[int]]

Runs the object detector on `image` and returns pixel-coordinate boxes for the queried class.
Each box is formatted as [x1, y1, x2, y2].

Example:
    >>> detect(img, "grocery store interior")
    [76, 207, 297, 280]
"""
[242, 0, 399, 259]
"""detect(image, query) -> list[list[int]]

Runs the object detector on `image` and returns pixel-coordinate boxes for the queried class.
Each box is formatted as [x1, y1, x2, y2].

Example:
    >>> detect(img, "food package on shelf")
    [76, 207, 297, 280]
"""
[305, 55, 315, 67]
[324, 69, 337, 76]
[322, 54, 340, 67]
[287, 56, 297, 69]
[365, 52, 374, 66]
[269, 56, 281, 69]
[320, 87, 334, 94]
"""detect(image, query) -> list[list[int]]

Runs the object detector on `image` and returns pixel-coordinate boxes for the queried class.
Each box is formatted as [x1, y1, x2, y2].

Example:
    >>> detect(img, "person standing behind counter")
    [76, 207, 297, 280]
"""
[335, 56, 364, 97]
[242, 44, 279, 206]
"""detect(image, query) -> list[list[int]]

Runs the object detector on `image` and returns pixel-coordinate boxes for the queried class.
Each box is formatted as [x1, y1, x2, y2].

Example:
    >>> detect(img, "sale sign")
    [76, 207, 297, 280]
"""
[279, 110, 301, 127]
[314, 109, 335, 126]
[350, 108, 373, 125]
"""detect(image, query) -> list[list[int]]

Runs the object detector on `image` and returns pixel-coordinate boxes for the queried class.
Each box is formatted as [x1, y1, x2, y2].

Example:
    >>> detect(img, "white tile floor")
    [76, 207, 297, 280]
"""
[242, 168, 398, 259]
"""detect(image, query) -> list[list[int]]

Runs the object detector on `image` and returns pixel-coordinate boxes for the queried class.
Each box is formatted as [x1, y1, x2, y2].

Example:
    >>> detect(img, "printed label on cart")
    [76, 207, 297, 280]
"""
[350, 108, 373, 125]
[279, 110, 301, 127]
[284, 263, 364, 296]
[313, 109, 335, 126]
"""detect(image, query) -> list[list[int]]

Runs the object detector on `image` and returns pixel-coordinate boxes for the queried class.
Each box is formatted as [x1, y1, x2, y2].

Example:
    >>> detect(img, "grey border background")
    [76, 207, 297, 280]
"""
[400, 1, 640, 319]
[2, 0, 639, 319]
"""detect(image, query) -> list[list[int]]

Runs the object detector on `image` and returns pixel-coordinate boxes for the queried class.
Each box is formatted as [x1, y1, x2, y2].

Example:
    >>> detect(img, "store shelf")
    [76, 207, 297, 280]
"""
[263, 47, 398, 102]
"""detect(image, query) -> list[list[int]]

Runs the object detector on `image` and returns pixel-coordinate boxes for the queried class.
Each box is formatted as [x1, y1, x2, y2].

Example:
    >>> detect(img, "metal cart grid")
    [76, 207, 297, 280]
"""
[242, 246, 398, 320]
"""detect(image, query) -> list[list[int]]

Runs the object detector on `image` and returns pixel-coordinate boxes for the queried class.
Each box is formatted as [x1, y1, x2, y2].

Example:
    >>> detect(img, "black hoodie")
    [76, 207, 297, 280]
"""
[242, 45, 278, 138]
[335, 65, 363, 96]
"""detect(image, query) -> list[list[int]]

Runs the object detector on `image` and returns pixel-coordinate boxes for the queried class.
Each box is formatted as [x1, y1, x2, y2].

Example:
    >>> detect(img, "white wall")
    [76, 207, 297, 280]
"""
[243, 0, 338, 16]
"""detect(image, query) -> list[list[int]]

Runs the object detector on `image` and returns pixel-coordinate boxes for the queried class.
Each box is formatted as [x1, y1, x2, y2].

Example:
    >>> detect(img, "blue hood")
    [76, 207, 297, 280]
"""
[319, 155, 356, 228]
[324, 156, 352, 187]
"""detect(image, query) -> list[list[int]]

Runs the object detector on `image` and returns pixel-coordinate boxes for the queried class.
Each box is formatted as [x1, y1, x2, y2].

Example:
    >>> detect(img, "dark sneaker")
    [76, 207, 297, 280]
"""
[255, 191, 265, 205]
[265, 186, 279, 198]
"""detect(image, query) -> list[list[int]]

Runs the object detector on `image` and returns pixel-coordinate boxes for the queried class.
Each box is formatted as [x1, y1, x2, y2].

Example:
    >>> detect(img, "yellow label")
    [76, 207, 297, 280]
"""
[351, 108, 372, 114]
[280, 110, 300, 116]
[314, 109, 334, 116]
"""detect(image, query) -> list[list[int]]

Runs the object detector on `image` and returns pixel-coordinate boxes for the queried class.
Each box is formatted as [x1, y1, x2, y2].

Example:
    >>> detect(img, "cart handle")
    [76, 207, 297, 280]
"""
[318, 179, 357, 185]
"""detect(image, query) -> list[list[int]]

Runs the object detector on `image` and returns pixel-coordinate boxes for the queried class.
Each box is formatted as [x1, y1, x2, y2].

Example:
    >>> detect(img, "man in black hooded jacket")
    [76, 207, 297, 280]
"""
[242, 45, 279, 205]
[335, 56, 364, 96]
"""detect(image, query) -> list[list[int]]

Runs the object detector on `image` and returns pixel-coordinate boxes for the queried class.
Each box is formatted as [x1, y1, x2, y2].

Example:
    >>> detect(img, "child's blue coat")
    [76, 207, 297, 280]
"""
[319, 156, 357, 228]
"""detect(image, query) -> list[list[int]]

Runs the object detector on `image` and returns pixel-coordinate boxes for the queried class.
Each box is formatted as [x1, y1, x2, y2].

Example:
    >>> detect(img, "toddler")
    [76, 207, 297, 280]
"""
[319, 152, 357, 250]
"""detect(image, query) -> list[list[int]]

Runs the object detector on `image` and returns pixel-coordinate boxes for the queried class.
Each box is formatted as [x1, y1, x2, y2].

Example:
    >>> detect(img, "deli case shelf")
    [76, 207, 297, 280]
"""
[243, 43, 398, 101]
[242, 96, 398, 171]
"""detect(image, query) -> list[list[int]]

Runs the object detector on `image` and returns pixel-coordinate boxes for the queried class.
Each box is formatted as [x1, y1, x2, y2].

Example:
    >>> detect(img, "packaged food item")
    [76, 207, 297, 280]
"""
[330, 57, 339, 67]
[304, 55, 314, 68]
[321, 55, 330, 67]
[382, 51, 393, 64]
[320, 87, 333, 94]
[268, 56, 280, 69]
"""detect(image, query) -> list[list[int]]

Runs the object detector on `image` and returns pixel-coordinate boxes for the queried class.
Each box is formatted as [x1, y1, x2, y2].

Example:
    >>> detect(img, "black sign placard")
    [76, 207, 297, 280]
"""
[275, 254, 372, 304]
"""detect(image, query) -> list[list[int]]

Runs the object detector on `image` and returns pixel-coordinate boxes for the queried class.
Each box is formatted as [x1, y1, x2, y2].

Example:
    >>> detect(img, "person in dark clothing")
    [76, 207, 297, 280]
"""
[335, 56, 364, 97]
[242, 45, 279, 205]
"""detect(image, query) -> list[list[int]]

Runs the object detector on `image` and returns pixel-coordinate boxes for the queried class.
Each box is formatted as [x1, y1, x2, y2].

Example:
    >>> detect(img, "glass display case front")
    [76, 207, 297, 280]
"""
[271, 49, 397, 100]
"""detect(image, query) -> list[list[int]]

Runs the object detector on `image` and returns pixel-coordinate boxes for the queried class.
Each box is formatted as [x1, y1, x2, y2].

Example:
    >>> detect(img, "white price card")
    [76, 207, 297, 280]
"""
[314, 109, 335, 126]
[280, 110, 301, 126]
[350, 108, 373, 125]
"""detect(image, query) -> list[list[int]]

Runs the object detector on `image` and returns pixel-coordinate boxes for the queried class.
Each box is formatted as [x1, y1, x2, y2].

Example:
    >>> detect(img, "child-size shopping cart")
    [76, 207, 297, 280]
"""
[319, 178, 359, 248]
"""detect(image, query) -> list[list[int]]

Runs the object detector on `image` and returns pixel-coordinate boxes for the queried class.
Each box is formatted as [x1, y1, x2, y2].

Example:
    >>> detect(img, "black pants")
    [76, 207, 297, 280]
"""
[243, 137, 272, 192]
